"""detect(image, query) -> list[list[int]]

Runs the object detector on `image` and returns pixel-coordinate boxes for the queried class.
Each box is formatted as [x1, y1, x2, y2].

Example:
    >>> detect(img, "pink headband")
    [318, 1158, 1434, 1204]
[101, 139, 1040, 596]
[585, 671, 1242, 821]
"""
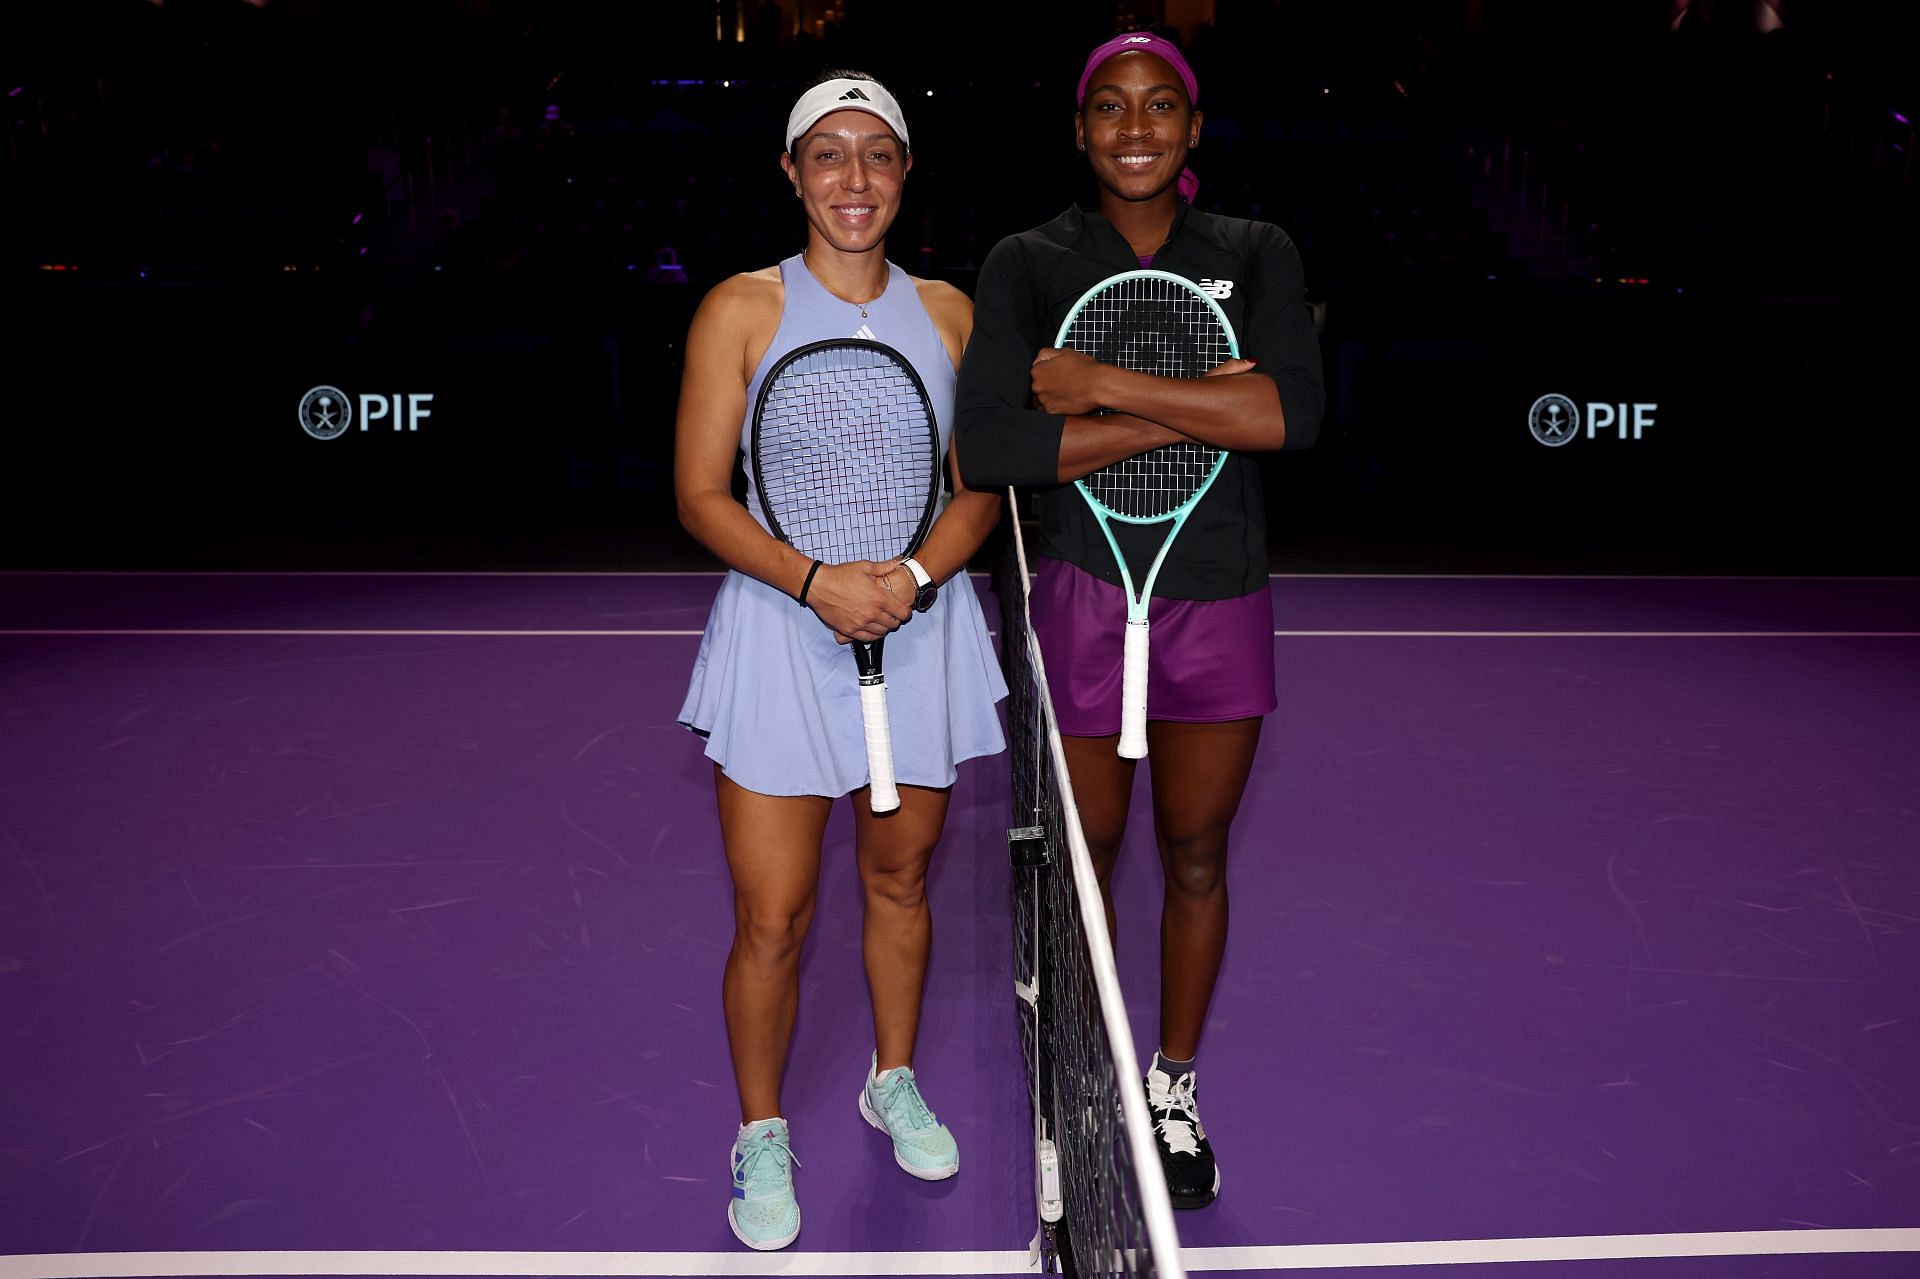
[1075, 33, 1199, 108]
[1075, 33, 1202, 203]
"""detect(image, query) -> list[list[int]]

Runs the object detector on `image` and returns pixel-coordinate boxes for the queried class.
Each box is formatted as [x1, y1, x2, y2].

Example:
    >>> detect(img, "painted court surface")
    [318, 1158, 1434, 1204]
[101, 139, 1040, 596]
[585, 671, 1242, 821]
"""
[1, 571, 1917, 1277]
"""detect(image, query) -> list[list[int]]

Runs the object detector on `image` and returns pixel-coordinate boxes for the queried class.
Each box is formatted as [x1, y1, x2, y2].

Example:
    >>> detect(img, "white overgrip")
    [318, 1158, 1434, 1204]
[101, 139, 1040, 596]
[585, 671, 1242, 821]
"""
[860, 679, 900, 812]
[1118, 617, 1150, 759]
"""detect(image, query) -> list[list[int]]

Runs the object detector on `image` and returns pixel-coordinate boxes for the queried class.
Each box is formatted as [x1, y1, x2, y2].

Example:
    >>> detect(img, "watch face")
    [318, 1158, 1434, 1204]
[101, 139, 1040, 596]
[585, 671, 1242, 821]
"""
[913, 582, 937, 613]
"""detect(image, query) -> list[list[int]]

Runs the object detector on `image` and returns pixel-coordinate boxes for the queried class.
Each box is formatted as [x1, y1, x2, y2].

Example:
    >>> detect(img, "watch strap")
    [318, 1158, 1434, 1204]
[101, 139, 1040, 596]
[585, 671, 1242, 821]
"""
[901, 556, 937, 613]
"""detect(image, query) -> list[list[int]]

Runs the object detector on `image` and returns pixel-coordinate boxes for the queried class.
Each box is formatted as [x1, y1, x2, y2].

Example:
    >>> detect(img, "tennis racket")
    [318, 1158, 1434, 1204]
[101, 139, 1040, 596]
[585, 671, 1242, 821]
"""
[1057, 269, 1238, 759]
[750, 338, 943, 813]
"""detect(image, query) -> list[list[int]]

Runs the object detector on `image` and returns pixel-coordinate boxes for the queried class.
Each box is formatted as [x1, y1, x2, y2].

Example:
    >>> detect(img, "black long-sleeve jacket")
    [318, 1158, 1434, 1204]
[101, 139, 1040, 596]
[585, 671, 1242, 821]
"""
[955, 202, 1324, 599]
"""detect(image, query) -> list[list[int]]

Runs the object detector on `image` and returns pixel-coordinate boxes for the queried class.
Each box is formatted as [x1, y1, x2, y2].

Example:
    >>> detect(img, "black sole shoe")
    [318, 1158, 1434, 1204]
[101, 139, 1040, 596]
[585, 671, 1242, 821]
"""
[1168, 1161, 1221, 1210]
[1145, 1067, 1219, 1209]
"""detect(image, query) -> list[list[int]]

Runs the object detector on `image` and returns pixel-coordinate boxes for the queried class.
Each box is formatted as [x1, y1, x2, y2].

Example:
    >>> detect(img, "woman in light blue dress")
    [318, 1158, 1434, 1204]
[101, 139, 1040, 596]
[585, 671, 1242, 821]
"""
[674, 71, 1005, 1251]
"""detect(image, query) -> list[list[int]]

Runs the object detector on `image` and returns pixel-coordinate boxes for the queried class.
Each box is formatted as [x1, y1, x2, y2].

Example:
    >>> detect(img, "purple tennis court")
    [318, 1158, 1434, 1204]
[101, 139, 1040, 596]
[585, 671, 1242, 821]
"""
[3, 570, 1915, 1277]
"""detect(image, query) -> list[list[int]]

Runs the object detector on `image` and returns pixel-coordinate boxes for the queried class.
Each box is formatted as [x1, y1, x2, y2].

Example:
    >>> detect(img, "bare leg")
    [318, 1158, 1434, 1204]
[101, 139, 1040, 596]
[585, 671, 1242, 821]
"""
[1146, 718, 1262, 1061]
[1059, 733, 1140, 947]
[852, 783, 952, 1072]
[716, 766, 831, 1123]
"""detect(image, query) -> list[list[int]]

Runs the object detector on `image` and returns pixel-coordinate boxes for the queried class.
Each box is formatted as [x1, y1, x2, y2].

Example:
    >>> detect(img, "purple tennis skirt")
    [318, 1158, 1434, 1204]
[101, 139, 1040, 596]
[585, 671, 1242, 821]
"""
[1027, 556, 1277, 738]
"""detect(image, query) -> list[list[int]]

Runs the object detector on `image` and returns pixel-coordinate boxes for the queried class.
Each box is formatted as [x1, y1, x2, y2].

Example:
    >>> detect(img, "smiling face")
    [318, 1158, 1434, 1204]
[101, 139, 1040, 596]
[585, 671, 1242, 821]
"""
[781, 108, 911, 255]
[1075, 51, 1201, 204]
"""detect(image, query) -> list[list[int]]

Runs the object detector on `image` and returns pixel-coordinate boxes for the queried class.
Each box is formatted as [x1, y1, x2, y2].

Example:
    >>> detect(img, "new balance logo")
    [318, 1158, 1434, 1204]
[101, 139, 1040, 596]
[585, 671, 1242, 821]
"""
[1199, 278, 1234, 299]
[839, 87, 872, 101]
[853, 324, 877, 341]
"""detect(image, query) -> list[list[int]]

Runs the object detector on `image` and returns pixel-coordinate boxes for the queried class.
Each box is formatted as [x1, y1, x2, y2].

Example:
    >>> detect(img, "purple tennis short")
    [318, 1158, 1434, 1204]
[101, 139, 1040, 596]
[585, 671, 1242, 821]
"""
[1027, 556, 1277, 738]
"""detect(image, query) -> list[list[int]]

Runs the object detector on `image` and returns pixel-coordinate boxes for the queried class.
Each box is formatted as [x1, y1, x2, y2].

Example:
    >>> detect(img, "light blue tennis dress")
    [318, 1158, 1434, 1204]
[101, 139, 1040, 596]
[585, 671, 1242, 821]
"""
[678, 255, 1007, 798]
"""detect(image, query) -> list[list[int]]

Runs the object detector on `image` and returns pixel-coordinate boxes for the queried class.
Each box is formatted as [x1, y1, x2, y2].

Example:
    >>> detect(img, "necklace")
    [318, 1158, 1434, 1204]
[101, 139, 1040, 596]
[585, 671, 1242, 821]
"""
[803, 250, 878, 318]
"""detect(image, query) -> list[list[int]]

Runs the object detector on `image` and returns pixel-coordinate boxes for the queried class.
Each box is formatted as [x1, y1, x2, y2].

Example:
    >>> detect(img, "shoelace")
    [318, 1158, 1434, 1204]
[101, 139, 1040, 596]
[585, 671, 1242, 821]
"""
[875, 1070, 937, 1134]
[734, 1129, 800, 1197]
[1148, 1073, 1202, 1157]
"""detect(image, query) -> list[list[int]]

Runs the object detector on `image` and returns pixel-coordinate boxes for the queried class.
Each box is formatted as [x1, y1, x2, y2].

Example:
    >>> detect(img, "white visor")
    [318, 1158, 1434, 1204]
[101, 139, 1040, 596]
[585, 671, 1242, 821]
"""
[786, 78, 910, 153]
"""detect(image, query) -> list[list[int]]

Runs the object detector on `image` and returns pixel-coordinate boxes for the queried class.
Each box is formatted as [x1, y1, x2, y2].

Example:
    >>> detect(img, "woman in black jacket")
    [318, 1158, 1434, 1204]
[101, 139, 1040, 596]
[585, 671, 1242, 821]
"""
[954, 31, 1324, 1210]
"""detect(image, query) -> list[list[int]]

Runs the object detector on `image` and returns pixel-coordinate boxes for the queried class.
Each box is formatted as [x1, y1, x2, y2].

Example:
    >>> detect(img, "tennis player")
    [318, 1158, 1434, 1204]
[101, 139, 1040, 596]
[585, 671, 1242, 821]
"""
[955, 33, 1323, 1209]
[676, 71, 1006, 1250]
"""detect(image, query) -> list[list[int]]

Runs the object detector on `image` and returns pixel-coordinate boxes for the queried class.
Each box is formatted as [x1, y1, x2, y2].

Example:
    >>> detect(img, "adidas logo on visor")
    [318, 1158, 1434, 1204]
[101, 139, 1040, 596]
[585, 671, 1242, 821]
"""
[785, 79, 909, 152]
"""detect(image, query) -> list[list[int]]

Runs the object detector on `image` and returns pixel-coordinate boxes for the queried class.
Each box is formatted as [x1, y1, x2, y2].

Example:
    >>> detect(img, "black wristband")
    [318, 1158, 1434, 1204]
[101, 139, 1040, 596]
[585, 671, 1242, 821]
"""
[796, 559, 824, 606]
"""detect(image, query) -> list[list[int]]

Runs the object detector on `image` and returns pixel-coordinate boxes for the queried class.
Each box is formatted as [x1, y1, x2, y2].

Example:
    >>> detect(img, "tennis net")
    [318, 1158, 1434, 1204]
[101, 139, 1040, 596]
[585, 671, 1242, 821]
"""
[995, 502, 1185, 1279]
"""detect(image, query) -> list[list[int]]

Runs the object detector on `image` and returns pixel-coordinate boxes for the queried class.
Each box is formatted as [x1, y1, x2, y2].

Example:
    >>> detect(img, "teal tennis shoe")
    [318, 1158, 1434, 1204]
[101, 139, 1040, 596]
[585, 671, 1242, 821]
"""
[858, 1054, 959, 1180]
[727, 1118, 800, 1250]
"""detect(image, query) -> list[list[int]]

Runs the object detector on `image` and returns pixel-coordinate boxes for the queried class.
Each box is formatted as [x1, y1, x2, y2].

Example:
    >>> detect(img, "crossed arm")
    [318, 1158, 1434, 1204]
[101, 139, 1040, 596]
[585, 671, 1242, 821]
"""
[954, 230, 1323, 490]
[1027, 348, 1280, 482]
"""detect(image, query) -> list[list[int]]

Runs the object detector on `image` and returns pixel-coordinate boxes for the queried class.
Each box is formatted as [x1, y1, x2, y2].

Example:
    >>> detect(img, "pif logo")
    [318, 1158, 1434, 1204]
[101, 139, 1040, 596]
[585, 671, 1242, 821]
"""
[1528, 393, 1656, 447]
[298, 386, 352, 440]
[1528, 394, 1578, 447]
[299, 386, 435, 440]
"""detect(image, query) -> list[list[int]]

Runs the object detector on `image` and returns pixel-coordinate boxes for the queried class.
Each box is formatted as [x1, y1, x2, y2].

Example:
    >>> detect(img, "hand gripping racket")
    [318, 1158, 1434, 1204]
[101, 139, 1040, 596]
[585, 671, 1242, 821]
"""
[1057, 269, 1238, 759]
[751, 339, 942, 812]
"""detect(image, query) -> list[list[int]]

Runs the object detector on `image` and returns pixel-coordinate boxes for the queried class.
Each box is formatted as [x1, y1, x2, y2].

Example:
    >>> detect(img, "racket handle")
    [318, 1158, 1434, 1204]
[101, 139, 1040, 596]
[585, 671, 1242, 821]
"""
[860, 679, 901, 813]
[1118, 617, 1150, 760]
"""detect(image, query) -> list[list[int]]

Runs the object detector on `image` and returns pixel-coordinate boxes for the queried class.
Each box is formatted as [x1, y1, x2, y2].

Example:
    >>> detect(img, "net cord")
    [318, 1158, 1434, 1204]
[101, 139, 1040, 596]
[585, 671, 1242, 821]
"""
[1007, 494, 1188, 1279]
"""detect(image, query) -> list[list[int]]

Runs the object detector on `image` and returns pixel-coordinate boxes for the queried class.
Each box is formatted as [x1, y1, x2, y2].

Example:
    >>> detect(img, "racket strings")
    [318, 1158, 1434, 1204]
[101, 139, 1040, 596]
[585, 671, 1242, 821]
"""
[755, 347, 939, 563]
[1065, 276, 1231, 521]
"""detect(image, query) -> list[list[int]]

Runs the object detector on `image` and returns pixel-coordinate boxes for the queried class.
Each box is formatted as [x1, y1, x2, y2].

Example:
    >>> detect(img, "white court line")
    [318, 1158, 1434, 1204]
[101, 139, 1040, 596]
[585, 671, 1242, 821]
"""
[1272, 630, 1920, 639]
[3, 629, 1919, 640]
[0, 1252, 1041, 1279]
[0, 570, 983, 580]
[1180, 1228, 1920, 1271]
[0, 629, 712, 638]
[0, 570, 737, 578]
[1, 570, 1914, 581]
[5, 1230, 1920, 1278]
[1264, 573, 1920, 581]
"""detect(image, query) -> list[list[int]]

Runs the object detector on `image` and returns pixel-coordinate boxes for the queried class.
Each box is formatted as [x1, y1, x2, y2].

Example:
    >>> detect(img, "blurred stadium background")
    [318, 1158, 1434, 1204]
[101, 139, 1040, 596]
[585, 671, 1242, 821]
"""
[6, 0, 1916, 573]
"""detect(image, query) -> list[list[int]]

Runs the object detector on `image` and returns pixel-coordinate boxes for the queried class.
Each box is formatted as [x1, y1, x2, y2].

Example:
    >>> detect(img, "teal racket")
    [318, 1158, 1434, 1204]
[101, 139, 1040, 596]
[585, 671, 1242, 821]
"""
[1056, 269, 1237, 759]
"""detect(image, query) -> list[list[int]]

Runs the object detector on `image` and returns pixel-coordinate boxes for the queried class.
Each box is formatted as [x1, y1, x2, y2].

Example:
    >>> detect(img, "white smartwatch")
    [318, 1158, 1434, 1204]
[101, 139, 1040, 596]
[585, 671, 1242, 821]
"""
[900, 556, 936, 613]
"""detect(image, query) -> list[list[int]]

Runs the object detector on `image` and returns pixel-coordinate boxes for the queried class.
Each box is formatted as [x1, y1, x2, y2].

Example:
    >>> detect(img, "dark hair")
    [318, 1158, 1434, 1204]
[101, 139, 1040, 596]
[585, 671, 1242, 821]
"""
[807, 67, 876, 90]
[789, 68, 881, 158]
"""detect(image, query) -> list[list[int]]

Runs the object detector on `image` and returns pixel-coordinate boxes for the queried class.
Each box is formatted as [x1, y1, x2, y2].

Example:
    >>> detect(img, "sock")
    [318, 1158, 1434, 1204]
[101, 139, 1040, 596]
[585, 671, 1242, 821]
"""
[1154, 1050, 1196, 1080]
[739, 1116, 785, 1141]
